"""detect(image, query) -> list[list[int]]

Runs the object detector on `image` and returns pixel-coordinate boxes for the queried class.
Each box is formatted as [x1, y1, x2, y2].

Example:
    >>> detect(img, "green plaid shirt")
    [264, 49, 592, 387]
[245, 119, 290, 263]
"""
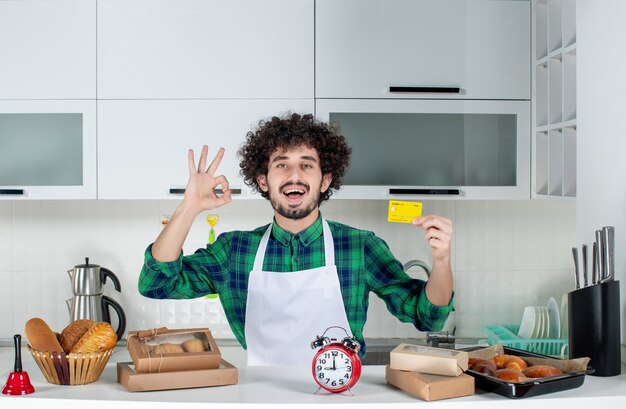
[139, 214, 453, 357]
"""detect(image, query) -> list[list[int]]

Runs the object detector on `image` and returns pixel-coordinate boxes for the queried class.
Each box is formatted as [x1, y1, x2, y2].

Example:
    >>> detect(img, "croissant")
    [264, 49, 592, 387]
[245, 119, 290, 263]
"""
[492, 354, 528, 371]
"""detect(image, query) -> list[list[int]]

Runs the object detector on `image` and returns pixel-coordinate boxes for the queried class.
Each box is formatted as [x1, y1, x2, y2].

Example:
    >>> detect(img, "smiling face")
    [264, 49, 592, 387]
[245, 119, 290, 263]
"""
[257, 145, 332, 227]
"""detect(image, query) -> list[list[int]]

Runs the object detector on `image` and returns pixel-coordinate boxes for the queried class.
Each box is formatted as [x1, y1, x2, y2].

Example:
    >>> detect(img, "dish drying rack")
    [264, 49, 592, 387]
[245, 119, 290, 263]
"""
[482, 325, 568, 358]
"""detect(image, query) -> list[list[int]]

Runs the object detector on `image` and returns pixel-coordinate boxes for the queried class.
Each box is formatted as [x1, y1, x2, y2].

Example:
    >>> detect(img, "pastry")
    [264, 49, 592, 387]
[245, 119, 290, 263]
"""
[24, 317, 63, 353]
[182, 338, 206, 353]
[470, 359, 497, 376]
[70, 322, 117, 353]
[494, 368, 523, 383]
[151, 343, 184, 354]
[492, 354, 528, 371]
[522, 365, 563, 378]
[60, 319, 96, 353]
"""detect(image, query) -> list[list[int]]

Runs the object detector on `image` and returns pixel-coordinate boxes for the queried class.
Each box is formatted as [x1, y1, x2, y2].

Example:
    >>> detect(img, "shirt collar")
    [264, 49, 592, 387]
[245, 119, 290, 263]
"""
[271, 213, 324, 247]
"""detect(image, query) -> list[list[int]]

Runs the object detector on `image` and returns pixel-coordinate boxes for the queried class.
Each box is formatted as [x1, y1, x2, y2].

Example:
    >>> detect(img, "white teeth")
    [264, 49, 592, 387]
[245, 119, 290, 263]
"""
[284, 189, 304, 194]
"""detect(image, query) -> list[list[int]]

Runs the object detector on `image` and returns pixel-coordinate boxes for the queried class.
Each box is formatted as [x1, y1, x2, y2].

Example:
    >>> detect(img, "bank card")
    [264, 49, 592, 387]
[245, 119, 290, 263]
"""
[388, 201, 422, 223]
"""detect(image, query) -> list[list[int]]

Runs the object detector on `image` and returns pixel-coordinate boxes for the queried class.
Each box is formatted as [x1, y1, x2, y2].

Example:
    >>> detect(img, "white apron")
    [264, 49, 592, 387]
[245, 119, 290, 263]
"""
[244, 218, 352, 366]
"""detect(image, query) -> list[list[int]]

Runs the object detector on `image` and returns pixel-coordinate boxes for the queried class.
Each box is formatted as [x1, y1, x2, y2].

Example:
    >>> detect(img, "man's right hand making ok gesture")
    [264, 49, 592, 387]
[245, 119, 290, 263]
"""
[182, 145, 232, 215]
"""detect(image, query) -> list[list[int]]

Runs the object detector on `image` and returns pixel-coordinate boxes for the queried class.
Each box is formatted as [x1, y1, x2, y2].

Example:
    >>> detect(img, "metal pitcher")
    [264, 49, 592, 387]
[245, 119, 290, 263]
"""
[67, 257, 121, 296]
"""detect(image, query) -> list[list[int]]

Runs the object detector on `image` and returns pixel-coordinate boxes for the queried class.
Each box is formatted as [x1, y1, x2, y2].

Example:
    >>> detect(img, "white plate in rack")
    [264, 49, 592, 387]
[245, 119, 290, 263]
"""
[518, 306, 536, 339]
[535, 306, 545, 339]
[560, 293, 569, 339]
[547, 297, 561, 339]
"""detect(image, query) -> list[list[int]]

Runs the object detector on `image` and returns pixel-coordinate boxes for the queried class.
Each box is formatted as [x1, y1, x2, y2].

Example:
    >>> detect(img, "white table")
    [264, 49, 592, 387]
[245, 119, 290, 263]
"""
[1, 346, 625, 408]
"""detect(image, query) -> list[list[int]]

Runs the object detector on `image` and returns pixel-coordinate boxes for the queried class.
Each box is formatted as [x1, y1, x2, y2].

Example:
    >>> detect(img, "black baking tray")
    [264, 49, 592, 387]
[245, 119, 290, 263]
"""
[464, 346, 594, 399]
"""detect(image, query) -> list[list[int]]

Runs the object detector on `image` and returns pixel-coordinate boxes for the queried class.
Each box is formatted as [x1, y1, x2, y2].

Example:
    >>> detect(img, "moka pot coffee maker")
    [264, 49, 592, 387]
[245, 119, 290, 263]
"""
[66, 257, 126, 340]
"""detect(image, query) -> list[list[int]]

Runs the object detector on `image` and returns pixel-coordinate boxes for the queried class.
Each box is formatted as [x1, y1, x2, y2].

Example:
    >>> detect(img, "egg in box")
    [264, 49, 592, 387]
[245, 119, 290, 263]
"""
[127, 327, 221, 373]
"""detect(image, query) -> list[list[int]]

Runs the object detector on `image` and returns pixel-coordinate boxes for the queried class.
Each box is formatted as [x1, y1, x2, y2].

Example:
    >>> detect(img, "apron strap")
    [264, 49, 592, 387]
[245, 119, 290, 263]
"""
[252, 218, 335, 271]
[321, 219, 335, 267]
[252, 223, 273, 271]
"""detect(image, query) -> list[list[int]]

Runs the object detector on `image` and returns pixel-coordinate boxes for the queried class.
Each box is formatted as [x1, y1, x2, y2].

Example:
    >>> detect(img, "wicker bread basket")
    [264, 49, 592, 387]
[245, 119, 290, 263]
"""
[28, 345, 114, 385]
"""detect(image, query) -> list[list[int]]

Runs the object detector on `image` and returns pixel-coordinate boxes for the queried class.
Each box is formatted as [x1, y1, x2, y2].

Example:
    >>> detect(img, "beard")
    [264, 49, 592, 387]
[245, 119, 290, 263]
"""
[267, 180, 322, 220]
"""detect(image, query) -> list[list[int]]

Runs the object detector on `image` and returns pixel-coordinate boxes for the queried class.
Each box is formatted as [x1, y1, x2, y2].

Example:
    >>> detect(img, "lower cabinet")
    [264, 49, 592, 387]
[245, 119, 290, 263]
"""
[97, 99, 315, 199]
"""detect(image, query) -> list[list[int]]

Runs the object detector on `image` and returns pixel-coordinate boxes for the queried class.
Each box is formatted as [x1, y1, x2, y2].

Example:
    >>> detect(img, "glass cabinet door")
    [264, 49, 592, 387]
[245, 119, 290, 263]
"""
[0, 100, 96, 199]
[316, 99, 530, 199]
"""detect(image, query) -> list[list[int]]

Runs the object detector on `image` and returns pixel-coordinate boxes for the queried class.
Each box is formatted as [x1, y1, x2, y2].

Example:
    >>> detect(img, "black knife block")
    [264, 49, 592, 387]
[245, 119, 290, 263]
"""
[568, 280, 621, 376]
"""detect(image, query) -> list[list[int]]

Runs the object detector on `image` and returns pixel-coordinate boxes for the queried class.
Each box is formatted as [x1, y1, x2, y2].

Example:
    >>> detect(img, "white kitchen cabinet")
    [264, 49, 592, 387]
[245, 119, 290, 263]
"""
[97, 0, 314, 99]
[317, 98, 531, 200]
[316, 0, 530, 100]
[0, 100, 97, 199]
[0, 0, 96, 99]
[532, 0, 576, 199]
[97, 99, 314, 199]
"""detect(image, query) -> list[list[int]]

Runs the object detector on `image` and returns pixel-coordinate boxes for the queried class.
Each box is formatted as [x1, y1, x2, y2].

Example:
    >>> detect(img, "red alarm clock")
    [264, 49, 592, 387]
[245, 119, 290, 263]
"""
[310, 326, 362, 394]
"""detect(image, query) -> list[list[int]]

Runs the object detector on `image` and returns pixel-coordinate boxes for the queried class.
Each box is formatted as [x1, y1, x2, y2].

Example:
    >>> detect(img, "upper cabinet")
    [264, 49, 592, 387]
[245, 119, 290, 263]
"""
[316, 0, 530, 100]
[97, 0, 314, 99]
[0, 100, 97, 200]
[0, 0, 96, 99]
[317, 98, 530, 200]
[97, 99, 314, 200]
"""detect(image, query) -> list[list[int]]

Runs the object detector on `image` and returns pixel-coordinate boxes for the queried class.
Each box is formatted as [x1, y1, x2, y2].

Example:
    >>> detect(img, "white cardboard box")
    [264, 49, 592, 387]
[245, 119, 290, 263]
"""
[389, 343, 469, 376]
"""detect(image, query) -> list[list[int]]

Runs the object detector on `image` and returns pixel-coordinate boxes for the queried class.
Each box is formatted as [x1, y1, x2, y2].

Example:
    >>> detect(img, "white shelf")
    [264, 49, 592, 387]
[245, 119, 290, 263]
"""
[533, 0, 576, 199]
[563, 127, 577, 197]
[548, 56, 563, 124]
[562, 0, 577, 47]
[563, 52, 577, 121]
[547, 0, 562, 53]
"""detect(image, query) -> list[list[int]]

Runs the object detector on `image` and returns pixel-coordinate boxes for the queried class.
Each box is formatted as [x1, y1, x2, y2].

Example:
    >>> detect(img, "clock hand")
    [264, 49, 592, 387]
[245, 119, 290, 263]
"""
[333, 356, 336, 370]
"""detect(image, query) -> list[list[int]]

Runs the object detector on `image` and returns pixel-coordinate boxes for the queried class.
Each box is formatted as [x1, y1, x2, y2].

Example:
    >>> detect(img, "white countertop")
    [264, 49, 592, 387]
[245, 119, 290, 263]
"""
[1, 345, 626, 408]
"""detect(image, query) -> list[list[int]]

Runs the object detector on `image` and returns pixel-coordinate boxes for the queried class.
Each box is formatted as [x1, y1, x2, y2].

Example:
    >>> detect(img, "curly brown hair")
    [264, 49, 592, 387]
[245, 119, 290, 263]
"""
[238, 113, 351, 202]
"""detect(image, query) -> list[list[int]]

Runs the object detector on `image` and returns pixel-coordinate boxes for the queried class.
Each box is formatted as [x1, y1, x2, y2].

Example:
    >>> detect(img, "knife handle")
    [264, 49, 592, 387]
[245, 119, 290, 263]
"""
[581, 244, 588, 287]
[595, 230, 604, 284]
[602, 226, 615, 281]
[592, 242, 599, 285]
[572, 247, 580, 289]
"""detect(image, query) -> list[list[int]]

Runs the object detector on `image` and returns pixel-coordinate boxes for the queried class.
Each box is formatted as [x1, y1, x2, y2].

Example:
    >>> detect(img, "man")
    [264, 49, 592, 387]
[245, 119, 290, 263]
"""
[139, 113, 453, 366]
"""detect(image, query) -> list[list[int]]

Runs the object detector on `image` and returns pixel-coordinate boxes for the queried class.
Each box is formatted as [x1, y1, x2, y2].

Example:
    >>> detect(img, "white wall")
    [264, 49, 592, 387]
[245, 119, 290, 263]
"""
[0, 199, 575, 341]
[577, 1, 626, 356]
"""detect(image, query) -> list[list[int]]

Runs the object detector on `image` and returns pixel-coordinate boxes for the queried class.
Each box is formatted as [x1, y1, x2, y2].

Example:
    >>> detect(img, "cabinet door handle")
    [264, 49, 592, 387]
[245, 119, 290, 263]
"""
[389, 86, 461, 94]
[0, 189, 24, 195]
[169, 188, 241, 195]
[389, 188, 460, 195]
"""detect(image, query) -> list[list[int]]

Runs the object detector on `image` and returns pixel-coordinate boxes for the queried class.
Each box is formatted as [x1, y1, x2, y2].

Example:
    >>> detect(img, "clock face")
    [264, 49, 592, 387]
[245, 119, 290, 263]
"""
[312, 345, 361, 392]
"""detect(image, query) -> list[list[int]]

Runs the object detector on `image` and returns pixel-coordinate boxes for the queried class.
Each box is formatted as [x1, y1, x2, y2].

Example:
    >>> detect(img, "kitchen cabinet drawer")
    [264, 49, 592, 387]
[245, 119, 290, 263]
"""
[0, 100, 97, 200]
[97, 0, 313, 99]
[0, 0, 96, 99]
[97, 99, 314, 199]
[316, 98, 531, 200]
[316, 0, 530, 100]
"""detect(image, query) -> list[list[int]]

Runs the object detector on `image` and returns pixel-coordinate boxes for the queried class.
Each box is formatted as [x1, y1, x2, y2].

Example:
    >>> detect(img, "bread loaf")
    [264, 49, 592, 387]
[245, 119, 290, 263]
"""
[522, 365, 562, 378]
[24, 317, 63, 353]
[60, 319, 96, 353]
[70, 322, 117, 353]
